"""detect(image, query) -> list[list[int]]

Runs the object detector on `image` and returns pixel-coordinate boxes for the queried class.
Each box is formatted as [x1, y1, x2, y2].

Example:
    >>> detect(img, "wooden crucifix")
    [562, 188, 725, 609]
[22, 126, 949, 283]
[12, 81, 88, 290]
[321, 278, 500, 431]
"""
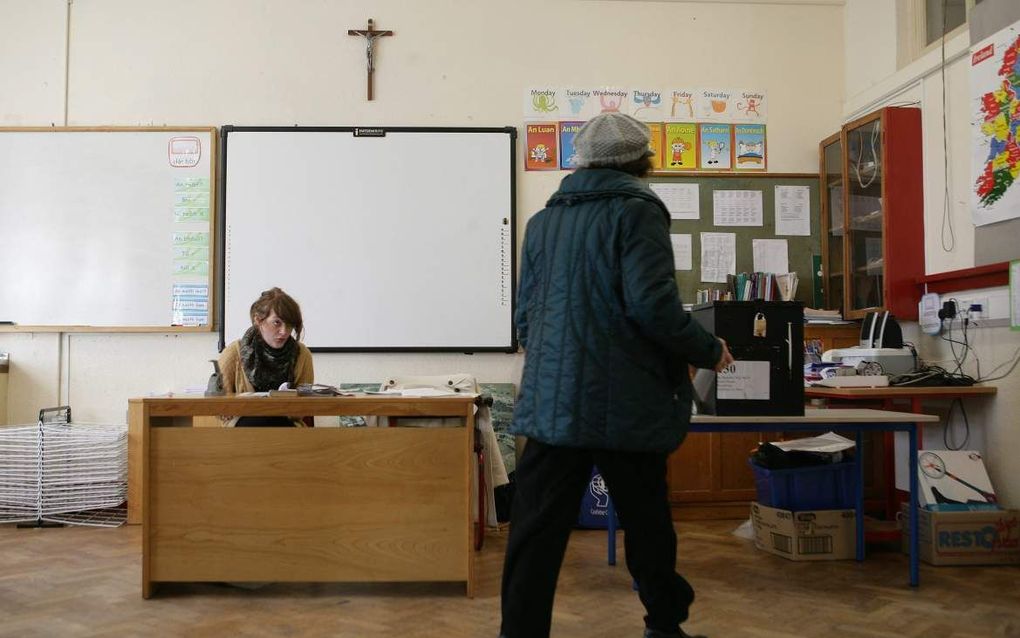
[348, 18, 394, 101]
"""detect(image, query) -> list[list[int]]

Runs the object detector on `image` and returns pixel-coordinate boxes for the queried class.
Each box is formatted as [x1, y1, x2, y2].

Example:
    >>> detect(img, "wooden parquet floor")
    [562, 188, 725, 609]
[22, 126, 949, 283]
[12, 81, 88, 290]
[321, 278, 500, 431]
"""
[1, 521, 1018, 637]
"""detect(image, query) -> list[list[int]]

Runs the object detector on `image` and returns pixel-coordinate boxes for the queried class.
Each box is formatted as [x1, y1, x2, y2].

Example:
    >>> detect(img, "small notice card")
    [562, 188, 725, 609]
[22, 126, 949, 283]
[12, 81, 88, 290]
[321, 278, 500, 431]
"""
[752, 239, 789, 274]
[717, 361, 770, 400]
[700, 232, 736, 283]
[670, 234, 693, 271]
[713, 190, 763, 226]
[650, 183, 700, 220]
[775, 185, 811, 236]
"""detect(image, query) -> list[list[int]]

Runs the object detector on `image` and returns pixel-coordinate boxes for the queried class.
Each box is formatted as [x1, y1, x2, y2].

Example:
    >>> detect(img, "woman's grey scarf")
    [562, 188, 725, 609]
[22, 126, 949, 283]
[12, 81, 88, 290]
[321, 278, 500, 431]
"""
[239, 325, 296, 391]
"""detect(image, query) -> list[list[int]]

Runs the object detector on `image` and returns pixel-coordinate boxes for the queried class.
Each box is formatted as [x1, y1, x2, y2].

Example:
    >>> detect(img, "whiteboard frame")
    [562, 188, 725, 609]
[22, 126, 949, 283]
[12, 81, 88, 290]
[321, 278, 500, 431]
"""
[0, 126, 218, 333]
[217, 125, 518, 353]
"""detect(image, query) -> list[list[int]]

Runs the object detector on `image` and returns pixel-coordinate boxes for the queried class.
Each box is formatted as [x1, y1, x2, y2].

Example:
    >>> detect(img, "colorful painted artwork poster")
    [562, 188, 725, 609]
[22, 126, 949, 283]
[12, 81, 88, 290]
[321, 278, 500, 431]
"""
[646, 122, 665, 170]
[696, 89, 735, 122]
[524, 87, 561, 121]
[731, 90, 768, 123]
[971, 18, 1020, 226]
[563, 87, 600, 120]
[593, 87, 629, 115]
[631, 88, 666, 122]
[526, 123, 559, 171]
[734, 124, 766, 171]
[559, 121, 584, 170]
[663, 123, 698, 171]
[699, 124, 732, 170]
[666, 89, 698, 122]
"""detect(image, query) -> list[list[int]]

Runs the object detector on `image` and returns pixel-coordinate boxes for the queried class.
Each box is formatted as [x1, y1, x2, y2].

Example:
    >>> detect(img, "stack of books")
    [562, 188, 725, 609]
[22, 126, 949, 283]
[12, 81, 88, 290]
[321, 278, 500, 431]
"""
[694, 288, 734, 304]
[725, 272, 799, 302]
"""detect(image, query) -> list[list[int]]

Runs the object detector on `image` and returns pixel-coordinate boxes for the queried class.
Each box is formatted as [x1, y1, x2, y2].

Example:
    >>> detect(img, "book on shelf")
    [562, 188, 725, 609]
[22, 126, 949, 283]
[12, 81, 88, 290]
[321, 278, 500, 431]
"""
[775, 272, 799, 301]
[723, 271, 799, 302]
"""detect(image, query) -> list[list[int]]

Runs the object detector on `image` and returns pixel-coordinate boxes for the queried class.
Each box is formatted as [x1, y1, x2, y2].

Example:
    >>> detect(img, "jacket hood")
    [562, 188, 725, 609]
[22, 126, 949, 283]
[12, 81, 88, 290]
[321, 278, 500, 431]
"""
[546, 169, 669, 218]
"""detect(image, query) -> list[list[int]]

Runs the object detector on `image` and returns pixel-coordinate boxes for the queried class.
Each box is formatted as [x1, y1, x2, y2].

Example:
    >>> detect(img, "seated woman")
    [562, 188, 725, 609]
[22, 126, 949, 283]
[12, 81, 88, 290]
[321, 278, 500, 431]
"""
[218, 287, 314, 427]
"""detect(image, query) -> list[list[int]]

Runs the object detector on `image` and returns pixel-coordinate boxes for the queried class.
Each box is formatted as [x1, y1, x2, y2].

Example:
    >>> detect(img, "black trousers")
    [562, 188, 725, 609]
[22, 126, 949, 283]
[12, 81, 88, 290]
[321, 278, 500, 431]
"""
[500, 439, 694, 638]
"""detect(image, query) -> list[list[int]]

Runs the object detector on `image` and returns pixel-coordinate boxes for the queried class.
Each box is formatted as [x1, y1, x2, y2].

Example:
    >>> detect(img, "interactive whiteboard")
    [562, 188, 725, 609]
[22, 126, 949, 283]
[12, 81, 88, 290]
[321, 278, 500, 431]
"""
[220, 126, 516, 351]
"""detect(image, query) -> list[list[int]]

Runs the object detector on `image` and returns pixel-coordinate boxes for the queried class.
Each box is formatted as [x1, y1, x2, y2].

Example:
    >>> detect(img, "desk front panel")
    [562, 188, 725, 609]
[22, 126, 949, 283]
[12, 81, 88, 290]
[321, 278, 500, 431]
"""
[147, 427, 470, 583]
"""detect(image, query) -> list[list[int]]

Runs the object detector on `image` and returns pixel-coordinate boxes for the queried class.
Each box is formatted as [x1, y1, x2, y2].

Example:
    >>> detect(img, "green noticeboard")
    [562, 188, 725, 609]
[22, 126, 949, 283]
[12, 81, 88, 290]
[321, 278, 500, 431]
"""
[642, 173, 822, 306]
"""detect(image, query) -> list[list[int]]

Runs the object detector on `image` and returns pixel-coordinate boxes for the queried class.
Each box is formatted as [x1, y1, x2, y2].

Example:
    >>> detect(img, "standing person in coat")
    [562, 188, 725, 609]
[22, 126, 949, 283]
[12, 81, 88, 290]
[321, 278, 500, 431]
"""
[500, 112, 733, 638]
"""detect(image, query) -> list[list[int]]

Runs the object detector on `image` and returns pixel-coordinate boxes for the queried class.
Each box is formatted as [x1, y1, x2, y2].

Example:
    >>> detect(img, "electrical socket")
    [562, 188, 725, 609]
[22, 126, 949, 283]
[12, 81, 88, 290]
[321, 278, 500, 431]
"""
[968, 298, 989, 320]
[939, 289, 1010, 324]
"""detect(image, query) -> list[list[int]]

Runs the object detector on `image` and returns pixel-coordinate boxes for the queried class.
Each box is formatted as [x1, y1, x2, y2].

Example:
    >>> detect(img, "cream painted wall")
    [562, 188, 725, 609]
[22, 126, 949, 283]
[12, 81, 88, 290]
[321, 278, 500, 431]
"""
[0, 0, 66, 125]
[845, 33, 977, 274]
[843, 1, 1019, 505]
[0, 1, 844, 426]
[843, 0, 898, 99]
[0, 333, 61, 425]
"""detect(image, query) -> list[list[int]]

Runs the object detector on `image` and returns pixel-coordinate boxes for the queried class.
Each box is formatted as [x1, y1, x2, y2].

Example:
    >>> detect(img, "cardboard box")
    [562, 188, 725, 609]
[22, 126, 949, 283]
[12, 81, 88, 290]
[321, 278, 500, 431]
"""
[918, 450, 999, 511]
[750, 502, 856, 561]
[901, 505, 1020, 566]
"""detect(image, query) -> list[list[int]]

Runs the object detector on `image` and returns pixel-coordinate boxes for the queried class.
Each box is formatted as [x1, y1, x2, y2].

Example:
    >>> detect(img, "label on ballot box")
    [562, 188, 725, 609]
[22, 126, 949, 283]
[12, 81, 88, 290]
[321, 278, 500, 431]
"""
[717, 361, 770, 400]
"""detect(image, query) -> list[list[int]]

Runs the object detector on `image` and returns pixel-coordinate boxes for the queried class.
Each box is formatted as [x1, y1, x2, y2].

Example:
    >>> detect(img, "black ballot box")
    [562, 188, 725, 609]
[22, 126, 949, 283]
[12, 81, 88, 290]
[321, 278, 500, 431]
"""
[691, 301, 804, 416]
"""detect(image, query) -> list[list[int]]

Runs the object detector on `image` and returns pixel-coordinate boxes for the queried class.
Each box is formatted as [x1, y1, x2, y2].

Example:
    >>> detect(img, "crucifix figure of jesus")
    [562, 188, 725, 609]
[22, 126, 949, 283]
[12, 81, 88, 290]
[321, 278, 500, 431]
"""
[348, 18, 394, 101]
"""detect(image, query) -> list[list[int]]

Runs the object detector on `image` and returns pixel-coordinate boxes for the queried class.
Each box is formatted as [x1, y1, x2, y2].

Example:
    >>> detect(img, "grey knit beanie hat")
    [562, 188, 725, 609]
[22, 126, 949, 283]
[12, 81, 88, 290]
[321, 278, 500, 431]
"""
[573, 112, 654, 168]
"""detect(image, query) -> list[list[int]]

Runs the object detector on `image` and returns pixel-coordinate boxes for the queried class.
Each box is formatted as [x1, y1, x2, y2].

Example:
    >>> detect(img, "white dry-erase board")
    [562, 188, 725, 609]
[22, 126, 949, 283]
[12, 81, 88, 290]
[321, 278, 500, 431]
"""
[0, 127, 217, 332]
[220, 126, 517, 351]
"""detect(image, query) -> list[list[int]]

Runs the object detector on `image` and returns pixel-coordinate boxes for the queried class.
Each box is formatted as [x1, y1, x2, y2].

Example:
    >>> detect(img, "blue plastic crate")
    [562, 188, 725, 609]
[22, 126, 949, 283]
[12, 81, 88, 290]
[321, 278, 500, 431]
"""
[749, 459, 857, 510]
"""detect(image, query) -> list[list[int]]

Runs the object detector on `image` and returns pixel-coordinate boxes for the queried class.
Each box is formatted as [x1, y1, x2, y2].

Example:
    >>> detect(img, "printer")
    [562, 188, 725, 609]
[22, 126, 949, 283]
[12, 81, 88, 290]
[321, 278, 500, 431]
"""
[820, 310, 917, 376]
[821, 347, 916, 376]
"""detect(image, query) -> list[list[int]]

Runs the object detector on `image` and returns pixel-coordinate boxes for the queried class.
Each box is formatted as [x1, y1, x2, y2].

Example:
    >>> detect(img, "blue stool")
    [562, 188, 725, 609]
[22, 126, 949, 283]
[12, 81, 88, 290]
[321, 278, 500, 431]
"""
[607, 499, 618, 565]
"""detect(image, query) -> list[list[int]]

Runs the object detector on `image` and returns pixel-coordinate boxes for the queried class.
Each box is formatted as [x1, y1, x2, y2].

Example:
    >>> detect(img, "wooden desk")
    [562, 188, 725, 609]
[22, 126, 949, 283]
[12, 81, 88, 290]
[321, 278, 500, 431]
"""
[805, 384, 997, 415]
[805, 385, 997, 518]
[609, 409, 939, 586]
[128, 395, 477, 599]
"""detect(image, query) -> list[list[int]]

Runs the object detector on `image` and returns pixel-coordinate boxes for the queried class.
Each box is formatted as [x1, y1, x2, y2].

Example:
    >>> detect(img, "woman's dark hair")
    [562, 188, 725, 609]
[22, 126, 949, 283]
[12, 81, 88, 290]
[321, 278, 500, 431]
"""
[250, 287, 304, 340]
[615, 154, 654, 178]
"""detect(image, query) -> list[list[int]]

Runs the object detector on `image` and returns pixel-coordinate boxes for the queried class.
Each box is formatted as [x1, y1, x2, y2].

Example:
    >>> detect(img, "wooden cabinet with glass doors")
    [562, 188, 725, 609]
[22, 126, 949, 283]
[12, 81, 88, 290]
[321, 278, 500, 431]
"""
[820, 132, 845, 315]
[819, 107, 924, 320]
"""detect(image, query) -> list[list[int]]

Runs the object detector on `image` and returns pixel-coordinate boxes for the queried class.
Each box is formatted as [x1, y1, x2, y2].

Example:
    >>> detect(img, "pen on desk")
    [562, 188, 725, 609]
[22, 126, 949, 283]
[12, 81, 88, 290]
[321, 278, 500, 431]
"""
[0, 321, 15, 325]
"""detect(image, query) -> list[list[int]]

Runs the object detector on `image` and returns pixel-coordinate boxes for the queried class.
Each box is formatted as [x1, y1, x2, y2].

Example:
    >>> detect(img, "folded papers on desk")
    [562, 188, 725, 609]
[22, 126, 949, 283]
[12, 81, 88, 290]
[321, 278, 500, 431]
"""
[366, 387, 478, 398]
[295, 384, 358, 396]
[772, 431, 856, 454]
[804, 307, 847, 324]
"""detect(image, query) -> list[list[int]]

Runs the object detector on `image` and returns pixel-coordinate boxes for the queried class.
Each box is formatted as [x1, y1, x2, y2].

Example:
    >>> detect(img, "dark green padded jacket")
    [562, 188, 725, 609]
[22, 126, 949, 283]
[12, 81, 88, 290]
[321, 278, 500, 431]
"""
[512, 168, 721, 453]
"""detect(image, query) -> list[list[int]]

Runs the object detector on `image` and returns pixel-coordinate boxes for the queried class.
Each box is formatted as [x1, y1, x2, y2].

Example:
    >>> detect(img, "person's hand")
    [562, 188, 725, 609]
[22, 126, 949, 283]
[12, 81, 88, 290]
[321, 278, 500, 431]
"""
[714, 337, 735, 373]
